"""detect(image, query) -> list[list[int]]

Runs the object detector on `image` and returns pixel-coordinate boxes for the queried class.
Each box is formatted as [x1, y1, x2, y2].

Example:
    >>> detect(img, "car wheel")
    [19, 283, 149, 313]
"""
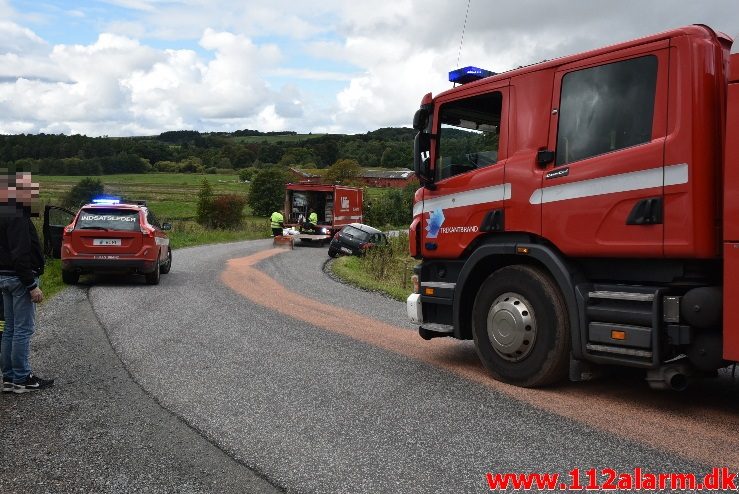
[145, 260, 161, 285]
[160, 247, 172, 274]
[62, 270, 79, 285]
[472, 265, 570, 387]
[328, 248, 339, 258]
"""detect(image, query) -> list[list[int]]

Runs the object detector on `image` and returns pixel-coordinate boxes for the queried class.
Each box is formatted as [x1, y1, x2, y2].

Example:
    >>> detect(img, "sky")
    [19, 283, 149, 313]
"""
[0, 0, 738, 137]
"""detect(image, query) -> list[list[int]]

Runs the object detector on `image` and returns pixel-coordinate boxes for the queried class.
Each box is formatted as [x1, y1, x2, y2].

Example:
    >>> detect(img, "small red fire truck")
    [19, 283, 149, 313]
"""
[407, 25, 739, 389]
[283, 183, 363, 242]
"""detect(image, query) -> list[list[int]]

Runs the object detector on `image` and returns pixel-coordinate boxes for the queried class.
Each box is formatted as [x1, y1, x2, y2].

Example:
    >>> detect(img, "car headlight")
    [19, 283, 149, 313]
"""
[321, 228, 329, 234]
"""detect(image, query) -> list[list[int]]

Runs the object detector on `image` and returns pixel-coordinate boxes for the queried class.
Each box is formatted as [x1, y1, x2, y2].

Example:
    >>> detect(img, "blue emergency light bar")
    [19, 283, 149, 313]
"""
[92, 197, 121, 205]
[449, 66, 495, 84]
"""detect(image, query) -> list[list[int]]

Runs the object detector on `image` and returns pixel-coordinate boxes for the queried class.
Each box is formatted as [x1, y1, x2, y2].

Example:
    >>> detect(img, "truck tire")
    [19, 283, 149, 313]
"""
[160, 247, 172, 274]
[472, 264, 569, 387]
[328, 248, 339, 258]
[62, 270, 79, 285]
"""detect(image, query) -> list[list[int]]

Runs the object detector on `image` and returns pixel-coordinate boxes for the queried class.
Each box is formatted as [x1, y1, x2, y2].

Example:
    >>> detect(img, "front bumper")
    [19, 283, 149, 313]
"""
[407, 293, 423, 324]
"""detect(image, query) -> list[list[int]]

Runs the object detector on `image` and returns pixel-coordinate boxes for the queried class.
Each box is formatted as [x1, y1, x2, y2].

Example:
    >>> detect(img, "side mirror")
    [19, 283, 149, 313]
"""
[414, 132, 433, 185]
[536, 149, 555, 167]
[413, 108, 429, 131]
[161, 222, 172, 231]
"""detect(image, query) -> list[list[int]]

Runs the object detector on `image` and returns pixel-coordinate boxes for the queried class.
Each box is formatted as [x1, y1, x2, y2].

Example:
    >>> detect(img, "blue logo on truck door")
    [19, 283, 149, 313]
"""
[426, 209, 445, 238]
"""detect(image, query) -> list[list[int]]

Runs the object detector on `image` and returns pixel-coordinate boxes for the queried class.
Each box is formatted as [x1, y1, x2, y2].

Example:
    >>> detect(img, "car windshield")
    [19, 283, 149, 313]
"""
[342, 225, 372, 242]
[76, 208, 140, 232]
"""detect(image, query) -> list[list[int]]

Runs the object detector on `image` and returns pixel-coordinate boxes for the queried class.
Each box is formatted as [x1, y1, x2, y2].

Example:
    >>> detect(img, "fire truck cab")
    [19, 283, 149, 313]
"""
[408, 25, 738, 389]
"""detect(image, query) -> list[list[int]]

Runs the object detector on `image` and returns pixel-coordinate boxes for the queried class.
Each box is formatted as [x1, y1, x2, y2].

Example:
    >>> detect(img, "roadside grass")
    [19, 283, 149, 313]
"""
[330, 233, 417, 301]
[32, 173, 272, 300]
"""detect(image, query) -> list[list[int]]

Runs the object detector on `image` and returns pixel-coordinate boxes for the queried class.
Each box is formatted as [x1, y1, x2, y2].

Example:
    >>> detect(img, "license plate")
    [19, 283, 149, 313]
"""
[93, 239, 121, 246]
[340, 246, 353, 254]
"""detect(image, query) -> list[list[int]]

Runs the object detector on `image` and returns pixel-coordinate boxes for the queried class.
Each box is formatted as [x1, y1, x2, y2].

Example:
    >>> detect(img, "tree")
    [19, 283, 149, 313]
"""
[196, 178, 214, 226]
[238, 168, 258, 182]
[247, 167, 287, 217]
[324, 159, 361, 184]
[62, 177, 105, 208]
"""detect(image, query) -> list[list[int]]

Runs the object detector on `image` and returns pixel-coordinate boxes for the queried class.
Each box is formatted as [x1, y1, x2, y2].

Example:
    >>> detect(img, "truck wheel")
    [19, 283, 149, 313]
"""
[328, 248, 339, 258]
[160, 247, 172, 274]
[472, 265, 569, 387]
[62, 270, 79, 285]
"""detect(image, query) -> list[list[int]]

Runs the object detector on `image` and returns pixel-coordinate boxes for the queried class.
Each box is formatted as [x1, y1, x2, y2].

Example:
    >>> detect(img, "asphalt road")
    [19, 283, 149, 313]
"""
[3, 239, 739, 493]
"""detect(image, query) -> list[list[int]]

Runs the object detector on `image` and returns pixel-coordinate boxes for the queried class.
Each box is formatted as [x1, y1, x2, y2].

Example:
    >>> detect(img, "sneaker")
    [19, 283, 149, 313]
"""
[13, 374, 54, 394]
[2, 378, 13, 393]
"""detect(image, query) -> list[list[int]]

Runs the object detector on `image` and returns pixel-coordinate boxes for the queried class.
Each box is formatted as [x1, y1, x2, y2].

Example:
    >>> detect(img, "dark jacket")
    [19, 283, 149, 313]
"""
[0, 206, 45, 291]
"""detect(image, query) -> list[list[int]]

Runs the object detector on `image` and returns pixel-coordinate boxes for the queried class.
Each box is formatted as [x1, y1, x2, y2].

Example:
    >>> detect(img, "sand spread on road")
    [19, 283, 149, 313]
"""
[222, 248, 739, 470]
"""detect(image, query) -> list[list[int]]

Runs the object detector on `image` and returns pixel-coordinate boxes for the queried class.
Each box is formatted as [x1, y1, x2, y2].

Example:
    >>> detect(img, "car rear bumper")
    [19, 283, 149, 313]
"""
[62, 258, 158, 274]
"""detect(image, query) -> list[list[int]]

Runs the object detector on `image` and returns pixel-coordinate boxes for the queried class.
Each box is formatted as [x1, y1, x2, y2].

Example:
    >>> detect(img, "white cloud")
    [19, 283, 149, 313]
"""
[2, 0, 739, 136]
[0, 20, 47, 54]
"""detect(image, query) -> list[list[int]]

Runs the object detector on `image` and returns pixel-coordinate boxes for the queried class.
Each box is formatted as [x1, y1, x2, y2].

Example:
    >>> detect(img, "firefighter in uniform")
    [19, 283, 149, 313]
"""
[304, 209, 318, 232]
[270, 211, 284, 237]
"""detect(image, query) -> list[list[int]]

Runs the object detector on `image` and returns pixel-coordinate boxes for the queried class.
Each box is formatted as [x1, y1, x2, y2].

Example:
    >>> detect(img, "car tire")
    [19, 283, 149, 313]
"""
[62, 270, 79, 285]
[328, 248, 339, 258]
[472, 264, 570, 388]
[160, 247, 172, 274]
[145, 259, 161, 285]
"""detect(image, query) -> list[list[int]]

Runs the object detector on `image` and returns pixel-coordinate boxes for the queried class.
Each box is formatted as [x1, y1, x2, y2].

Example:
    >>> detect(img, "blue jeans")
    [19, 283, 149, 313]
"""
[0, 276, 37, 383]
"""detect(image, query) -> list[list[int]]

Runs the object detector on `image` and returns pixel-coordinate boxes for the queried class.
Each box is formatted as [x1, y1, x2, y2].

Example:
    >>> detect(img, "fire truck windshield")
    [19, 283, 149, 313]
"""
[436, 91, 502, 181]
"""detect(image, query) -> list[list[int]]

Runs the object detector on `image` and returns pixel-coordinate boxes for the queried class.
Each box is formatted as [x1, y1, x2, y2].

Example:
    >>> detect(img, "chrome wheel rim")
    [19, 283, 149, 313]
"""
[486, 292, 537, 362]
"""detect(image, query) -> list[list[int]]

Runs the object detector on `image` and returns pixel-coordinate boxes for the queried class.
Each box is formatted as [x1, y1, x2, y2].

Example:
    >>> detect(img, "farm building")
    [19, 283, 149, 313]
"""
[357, 169, 415, 188]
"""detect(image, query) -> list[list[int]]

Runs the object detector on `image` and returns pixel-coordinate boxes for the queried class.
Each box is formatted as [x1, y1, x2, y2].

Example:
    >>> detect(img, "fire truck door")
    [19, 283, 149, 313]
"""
[539, 44, 669, 257]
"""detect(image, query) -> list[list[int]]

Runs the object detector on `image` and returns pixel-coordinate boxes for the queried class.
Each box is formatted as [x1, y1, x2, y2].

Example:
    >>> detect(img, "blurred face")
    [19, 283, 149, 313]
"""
[14, 172, 40, 207]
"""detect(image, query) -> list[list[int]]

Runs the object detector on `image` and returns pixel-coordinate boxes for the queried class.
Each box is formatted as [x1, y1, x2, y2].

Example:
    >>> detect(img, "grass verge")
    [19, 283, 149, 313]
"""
[329, 234, 416, 301]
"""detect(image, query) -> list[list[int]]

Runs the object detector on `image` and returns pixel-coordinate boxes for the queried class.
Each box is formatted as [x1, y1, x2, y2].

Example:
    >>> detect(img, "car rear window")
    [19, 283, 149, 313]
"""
[342, 225, 371, 241]
[76, 208, 140, 232]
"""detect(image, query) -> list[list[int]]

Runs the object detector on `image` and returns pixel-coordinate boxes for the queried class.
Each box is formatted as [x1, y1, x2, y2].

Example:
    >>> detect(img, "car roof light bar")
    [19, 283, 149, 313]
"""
[449, 66, 495, 84]
[91, 197, 121, 205]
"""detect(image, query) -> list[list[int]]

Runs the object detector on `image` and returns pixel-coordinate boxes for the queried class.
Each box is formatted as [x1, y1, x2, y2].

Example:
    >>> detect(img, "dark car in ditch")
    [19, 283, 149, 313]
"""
[327, 223, 387, 258]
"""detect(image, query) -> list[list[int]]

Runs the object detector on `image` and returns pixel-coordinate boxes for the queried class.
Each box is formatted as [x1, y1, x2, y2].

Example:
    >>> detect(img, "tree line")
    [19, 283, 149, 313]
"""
[0, 128, 420, 176]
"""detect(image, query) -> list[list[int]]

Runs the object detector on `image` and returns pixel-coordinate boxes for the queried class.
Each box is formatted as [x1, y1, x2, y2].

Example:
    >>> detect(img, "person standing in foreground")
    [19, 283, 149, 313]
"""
[270, 210, 284, 237]
[0, 172, 54, 394]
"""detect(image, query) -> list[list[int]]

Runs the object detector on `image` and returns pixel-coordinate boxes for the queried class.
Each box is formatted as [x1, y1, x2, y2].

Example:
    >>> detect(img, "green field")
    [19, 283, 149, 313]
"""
[38, 173, 249, 220]
[34, 173, 272, 300]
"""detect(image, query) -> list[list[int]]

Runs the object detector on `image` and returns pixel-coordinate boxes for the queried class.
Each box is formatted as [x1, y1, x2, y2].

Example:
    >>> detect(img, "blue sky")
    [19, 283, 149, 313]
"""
[1, 0, 738, 136]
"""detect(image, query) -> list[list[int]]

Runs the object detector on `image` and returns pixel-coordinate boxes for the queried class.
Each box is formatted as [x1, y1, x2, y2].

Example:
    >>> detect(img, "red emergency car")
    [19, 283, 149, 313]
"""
[58, 199, 172, 285]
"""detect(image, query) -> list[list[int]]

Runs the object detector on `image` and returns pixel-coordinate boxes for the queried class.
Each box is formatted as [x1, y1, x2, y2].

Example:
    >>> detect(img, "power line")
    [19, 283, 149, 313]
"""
[456, 0, 471, 69]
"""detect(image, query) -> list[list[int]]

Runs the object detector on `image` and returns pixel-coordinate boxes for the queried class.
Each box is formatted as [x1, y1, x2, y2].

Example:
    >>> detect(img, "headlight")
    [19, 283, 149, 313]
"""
[321, 228, 329, 234]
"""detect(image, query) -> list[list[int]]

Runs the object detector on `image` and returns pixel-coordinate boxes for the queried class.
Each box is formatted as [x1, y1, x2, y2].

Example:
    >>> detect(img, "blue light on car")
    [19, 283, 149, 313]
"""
[92, 196, 121, 205]
[448, 66, 495, 84]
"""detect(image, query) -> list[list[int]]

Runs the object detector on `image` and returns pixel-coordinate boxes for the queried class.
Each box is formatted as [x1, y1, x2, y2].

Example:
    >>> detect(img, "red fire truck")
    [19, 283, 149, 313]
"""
[407, 25, 738, 390]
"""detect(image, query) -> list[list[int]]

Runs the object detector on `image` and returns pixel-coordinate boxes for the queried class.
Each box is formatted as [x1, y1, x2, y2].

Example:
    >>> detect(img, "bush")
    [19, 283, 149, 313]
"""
[238, 168, 257, 182]
[205, 167, 218, 174]
[62, 177, 105, 208]
[364, 182, 418, 229]
[154, 161, 180, 172]
[209, 194, 247, 229]
[196, 179, 214, 226]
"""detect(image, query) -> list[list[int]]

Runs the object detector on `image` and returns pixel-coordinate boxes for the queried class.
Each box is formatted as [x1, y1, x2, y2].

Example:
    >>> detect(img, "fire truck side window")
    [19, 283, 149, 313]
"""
[436, 92, 502, 181]
[556, 55, 658, 166]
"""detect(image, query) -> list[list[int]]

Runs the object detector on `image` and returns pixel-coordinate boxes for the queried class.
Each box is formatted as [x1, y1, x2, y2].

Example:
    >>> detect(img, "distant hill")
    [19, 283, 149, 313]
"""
[0, 126, 471, 176]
